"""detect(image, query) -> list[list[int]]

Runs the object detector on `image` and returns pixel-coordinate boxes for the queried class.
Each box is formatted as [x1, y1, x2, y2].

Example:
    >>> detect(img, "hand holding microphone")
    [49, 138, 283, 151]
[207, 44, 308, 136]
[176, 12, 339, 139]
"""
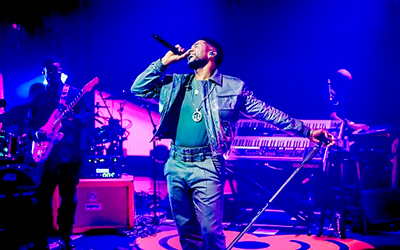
[151, 34, 190, 66]
[161, 45, 190, 66]
[310, 129, 335, 147]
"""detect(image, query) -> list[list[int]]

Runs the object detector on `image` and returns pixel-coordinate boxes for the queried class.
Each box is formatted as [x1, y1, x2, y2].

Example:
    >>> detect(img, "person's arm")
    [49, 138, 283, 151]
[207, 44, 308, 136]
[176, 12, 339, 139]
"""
[330, 111, 369, 132]
[130, 59, 169, 100]
[131, 45, 190, 99]
[329, 111, 344, 122]
[24, 104, 44, 141]
[345, 118, 369, 132]
[240, 85, 334, 145]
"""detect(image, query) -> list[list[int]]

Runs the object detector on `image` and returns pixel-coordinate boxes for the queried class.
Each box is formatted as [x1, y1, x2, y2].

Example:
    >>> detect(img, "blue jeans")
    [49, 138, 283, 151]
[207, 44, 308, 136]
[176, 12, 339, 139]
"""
[165, 148, 226, 250]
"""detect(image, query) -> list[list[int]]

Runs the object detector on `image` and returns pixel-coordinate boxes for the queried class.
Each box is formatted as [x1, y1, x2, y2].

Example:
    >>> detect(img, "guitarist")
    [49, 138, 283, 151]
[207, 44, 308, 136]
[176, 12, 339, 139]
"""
[28, 56, 91, 250]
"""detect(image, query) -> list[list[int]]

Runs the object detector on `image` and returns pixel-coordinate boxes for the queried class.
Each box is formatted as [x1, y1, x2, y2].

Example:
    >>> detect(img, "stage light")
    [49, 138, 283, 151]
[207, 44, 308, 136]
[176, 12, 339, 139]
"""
[11, 23, 25, 33]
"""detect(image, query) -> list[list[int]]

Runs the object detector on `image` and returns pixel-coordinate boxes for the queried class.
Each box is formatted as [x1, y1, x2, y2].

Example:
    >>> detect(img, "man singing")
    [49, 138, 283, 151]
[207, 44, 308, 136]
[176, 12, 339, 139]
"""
[131, 38, 333, 249]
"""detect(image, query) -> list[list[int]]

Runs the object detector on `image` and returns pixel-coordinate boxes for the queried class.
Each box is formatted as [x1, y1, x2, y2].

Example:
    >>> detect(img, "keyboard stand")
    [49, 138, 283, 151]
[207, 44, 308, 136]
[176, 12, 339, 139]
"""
[227, 142, 325, 250]
[316, 149, 368, 238]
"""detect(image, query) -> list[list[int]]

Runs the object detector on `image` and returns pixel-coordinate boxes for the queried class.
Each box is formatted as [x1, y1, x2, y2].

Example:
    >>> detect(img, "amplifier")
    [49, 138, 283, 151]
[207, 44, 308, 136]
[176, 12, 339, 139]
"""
[52, 175, 135, 233]
[81, 155, 125, 178]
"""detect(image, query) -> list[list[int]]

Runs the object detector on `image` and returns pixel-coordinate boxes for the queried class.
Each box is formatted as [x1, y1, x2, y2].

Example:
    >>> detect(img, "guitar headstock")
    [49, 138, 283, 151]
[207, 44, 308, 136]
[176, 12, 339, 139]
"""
[83, 77, 99, 93]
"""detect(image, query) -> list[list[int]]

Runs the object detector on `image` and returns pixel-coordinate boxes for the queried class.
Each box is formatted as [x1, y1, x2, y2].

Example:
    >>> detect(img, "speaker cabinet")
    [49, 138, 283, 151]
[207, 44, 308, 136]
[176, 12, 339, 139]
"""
[52, 175, 134, 233]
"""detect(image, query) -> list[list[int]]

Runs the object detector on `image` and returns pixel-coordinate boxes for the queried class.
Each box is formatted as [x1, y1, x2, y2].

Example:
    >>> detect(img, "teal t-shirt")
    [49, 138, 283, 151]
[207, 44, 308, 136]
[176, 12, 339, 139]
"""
[174, 79, 209, 147]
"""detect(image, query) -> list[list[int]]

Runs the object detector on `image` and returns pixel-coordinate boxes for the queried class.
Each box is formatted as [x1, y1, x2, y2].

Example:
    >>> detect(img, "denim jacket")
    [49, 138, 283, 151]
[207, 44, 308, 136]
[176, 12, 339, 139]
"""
[131, 59, 311, 155]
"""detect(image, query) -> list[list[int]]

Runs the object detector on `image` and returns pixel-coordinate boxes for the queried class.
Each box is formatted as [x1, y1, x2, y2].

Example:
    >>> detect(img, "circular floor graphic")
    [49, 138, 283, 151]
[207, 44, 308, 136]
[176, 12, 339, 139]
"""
[135, 230, 375, 250]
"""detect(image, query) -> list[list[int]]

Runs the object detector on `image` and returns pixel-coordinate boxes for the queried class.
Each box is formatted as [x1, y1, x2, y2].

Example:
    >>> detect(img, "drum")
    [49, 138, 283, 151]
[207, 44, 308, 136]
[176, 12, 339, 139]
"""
[0, 164, 37, 230]
[94, 126, 112, 144]
[0, 131, 20, 161]
[0, 164, 37, 195]
[93, 122, 126, 144]
[89, 145, 106, 156]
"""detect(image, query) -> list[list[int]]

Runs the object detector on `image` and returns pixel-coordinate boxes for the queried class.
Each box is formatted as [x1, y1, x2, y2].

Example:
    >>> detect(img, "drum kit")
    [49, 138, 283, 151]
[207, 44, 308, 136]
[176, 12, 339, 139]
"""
[0, 92, 158, 189]
[0, 130, 37, 233]
[0, 130, 37, 196]
[90, 116, 127, 156]
[89, 91, 157, 156]
[0, 130, 20, 161]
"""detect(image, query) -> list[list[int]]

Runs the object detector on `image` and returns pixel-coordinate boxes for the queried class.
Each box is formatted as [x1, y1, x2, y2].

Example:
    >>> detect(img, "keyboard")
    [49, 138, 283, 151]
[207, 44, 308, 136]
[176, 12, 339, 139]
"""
[235, 119, 344, 139]
[225, 119, 343, 163]
[227, 136, 328, 163]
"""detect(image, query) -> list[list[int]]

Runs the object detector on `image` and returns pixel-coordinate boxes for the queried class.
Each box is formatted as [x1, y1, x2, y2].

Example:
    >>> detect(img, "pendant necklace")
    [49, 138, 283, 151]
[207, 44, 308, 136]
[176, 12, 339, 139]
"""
[190, 80, 215, 123]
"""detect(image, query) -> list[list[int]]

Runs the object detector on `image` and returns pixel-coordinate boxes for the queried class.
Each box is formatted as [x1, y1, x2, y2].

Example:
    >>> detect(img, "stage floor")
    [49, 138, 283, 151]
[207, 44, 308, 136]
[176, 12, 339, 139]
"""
[7, 219, 400, 250]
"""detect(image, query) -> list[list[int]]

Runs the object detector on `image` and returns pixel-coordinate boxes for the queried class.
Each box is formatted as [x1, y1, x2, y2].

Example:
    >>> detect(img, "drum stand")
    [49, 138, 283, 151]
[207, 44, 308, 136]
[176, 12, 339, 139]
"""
[227, 141, 326, 250]
[96, 91, 125, 156]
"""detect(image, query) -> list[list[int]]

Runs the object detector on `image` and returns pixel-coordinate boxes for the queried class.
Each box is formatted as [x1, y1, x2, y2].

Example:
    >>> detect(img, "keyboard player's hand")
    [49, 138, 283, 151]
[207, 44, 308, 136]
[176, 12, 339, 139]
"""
[309, 129, 335, 147]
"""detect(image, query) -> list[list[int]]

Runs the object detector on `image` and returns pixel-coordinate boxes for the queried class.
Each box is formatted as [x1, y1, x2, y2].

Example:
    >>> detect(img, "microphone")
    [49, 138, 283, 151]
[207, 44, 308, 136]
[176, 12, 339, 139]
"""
[151, 34, 183, 55]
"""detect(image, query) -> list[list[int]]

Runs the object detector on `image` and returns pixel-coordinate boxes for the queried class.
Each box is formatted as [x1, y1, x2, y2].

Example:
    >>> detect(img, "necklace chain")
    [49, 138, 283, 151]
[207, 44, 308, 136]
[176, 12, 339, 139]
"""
[191, 80, 212, 111]
[189, 80, 214, 122]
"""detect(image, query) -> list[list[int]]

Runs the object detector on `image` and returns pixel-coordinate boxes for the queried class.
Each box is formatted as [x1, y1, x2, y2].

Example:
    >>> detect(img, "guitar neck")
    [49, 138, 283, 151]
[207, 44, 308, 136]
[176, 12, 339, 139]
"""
[50, 77, 98, 129]
[62, 88, 85, 118]
[51, 88, 86, 128]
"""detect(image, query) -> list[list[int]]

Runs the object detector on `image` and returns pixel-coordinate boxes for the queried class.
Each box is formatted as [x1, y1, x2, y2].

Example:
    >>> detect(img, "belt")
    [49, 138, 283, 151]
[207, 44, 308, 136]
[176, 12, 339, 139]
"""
[170, 144, 212, 162]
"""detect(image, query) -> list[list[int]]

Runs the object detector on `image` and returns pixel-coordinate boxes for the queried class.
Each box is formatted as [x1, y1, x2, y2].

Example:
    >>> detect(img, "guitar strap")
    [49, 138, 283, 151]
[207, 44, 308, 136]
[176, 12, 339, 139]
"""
[58, 84, 70, 111]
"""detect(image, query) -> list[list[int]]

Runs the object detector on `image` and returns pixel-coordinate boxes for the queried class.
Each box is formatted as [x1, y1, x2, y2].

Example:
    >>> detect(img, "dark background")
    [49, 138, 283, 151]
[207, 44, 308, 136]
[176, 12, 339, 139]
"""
[1, 0, 400, 127]
[1, 1, 400, 238]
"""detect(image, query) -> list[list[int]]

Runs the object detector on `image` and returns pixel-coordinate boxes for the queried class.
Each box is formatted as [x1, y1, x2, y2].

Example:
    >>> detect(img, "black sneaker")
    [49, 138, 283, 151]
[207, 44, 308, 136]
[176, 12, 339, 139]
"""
[59, 238, 76, 250]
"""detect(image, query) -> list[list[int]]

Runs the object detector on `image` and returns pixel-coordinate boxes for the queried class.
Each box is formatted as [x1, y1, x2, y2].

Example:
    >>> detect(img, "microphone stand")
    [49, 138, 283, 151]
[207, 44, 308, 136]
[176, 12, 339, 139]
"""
[99, 91, 114, 121]
[227, 141, 326, 250]
[98, 91, 116, 155]
[116, 101, 126, 155]
[144, 105, 160, 225]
